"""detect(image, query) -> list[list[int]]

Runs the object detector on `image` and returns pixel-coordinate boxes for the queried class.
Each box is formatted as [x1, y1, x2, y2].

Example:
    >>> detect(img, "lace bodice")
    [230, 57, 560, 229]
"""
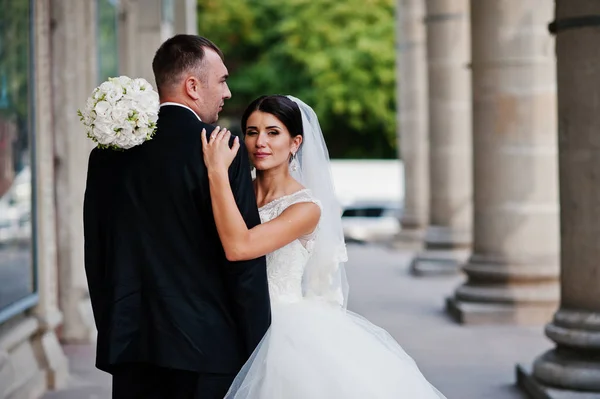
[258, 189, 321, 304]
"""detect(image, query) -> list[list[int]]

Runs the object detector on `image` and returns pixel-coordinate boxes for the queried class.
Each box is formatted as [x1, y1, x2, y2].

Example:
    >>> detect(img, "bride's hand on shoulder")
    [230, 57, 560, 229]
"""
[201, 126, 240, 173]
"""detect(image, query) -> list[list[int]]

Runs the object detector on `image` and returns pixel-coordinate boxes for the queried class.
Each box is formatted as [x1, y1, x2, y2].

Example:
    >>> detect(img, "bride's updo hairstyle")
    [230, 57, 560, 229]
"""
[241, 95, 304, 139]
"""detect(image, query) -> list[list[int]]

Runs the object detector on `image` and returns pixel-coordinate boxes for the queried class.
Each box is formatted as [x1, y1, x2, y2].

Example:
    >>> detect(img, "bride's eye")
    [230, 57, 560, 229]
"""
[268, 130, 279, 136]
[246, 130, 258, 136]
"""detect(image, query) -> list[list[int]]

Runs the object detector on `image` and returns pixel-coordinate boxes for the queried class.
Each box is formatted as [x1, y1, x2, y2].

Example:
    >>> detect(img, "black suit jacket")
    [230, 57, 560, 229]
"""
[83, 104, 271, 374]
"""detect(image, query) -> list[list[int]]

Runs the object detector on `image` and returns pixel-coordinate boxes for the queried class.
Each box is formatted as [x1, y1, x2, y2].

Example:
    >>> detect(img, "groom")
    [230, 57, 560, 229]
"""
[83, 35, 271, 398]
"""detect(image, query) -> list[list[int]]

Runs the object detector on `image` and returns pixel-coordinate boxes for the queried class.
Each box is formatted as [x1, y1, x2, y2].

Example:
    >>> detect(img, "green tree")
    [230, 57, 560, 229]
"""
[0, 0, 30, 122]
[0, 0, 31, 174]
[197, 0, 396, 158]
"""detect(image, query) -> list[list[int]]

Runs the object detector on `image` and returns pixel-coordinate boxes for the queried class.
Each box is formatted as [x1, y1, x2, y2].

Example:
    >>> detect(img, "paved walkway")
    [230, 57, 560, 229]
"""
[43, 243, 552, 398]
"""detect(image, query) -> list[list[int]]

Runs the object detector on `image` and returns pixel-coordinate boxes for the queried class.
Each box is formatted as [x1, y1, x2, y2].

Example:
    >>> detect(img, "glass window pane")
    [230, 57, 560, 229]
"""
[98, 0, 119, 81]
[0, 0, 35, 312]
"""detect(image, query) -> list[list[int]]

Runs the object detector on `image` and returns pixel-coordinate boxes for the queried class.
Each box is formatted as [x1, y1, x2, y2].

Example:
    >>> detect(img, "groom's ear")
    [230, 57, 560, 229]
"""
[185, 76, 201, 100]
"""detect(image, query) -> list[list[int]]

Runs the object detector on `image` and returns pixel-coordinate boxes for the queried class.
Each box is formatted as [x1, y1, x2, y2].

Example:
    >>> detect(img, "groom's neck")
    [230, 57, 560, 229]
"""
[160, 95, 188, 107]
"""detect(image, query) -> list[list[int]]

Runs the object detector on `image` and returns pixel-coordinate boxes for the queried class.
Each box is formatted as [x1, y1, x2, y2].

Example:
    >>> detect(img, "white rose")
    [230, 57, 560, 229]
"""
[129, 79, 144, 94]
[128, 91, 147, 107]
[110, 106, 130, 124]
[94, 123, 115, 143]
[92, 87, 104, 100]
[83, 113, 93, 127]
[94, 101, 111, 118]
[85, 97, 96, 112]
[135, 126, 150, 138]
[105, 87, 123, 104]
[104, 81, 124, 104]
[115, 129, 135, 148]
[136, 112, 149, 127]
[140, 101, 159, 118]
[119, 98, 134, 113]
[116, 76, 132, 87]
[99, 81, 118, 96]
[121, 120, 135, 136]
[94, 114, 113, 132]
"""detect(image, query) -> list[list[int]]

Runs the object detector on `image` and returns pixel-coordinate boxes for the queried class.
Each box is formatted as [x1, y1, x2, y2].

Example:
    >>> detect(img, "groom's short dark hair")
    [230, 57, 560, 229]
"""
[152, 34, 224, 95]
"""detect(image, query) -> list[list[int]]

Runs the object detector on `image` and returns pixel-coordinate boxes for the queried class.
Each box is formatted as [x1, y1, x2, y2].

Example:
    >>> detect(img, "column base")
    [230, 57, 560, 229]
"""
[409, 248, 469, 276]
[517, 363, 600, 398]
[33, 329, 69, 389]
[445, 296, 557, 325]
[424, 225, 471, 249]
[533, 348, 600, 392]
[389, 228, 426, 251]
[61, 296, 96, 343]
[34, 308, 69, 389]
[0, 316, 64, 399]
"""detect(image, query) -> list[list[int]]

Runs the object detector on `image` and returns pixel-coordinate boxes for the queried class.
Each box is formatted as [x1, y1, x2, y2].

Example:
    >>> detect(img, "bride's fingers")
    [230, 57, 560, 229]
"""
[214, 127, 229, 145]
[210, 126, 220, 142]
[222, 130, 232, 147]
[231, 136, 240, 154]
[216, 128, 228, 144]
[201, 128, 208, 148]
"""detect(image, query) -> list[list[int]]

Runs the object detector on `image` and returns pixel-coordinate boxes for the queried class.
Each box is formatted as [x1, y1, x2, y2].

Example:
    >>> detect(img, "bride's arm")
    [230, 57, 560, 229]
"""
[202, 127, 321, 261]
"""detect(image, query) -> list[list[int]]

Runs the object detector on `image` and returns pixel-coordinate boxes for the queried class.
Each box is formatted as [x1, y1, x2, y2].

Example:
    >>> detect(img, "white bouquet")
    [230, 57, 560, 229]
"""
[78, 76, 159, 150]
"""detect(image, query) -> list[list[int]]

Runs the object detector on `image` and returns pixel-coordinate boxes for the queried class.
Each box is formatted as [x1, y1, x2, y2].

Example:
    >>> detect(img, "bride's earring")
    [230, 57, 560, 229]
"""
[249, 156, 256, 179]
[290, 152, 298, 172]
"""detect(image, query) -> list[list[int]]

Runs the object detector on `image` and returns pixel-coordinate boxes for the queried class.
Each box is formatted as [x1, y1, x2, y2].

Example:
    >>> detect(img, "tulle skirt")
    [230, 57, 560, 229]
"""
[225, 298, 445, 399]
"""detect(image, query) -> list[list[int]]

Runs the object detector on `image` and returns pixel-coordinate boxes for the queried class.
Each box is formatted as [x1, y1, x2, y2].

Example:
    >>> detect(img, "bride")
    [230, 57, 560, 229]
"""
[201, 95, 445, 398]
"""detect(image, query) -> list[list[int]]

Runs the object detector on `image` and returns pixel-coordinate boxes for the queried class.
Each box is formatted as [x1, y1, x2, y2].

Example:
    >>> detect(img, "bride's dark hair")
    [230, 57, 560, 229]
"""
[241, 95, 304, 138]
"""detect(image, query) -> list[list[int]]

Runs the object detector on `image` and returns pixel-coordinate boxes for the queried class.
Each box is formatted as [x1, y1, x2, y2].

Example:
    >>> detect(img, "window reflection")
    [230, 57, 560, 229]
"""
[0, 0, 34, 311]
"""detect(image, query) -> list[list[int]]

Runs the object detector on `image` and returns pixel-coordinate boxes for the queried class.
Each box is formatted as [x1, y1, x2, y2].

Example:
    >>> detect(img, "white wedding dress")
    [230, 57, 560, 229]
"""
[225, 189, 446, 399]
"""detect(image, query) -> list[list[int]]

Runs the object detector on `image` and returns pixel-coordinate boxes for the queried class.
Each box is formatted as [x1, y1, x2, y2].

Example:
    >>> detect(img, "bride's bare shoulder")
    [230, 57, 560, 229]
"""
[285, 178, 306, 195]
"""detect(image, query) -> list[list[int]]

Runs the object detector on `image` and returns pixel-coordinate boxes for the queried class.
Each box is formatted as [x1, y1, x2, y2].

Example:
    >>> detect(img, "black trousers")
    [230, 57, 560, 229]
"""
[111, 364, 236, 399]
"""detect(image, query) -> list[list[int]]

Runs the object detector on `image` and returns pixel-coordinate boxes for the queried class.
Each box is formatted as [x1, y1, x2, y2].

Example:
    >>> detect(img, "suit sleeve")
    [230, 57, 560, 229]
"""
[224, 135, 272, 354]
[83, 149, 106, 329]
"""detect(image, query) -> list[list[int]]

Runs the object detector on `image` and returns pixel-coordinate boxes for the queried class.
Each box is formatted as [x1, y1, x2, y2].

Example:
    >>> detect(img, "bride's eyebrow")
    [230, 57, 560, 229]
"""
[245, 126, 281, 130]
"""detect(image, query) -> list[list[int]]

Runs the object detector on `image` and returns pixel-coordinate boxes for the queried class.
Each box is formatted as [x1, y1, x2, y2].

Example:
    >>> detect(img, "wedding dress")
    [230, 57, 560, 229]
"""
[224, 188, 446, 399]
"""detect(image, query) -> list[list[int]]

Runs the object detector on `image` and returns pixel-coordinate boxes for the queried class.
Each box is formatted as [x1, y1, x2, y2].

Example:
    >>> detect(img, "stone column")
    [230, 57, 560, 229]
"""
[445, 0, 559, 325]
[174, 0, 197, 35]
[410, 0, 472, 275]
[394, 0, 429, 248]
[117, 0, 140, 78]
[51, 0, 98, 343]
[119, 0, 174, 87]
[32, 0, 69, 388]
[518, 1, 600, 396]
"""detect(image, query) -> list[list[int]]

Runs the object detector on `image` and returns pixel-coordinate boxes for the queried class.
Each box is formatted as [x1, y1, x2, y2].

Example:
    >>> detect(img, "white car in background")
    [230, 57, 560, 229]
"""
[330, 160, 404, 243]
[0, 166, 32, 245]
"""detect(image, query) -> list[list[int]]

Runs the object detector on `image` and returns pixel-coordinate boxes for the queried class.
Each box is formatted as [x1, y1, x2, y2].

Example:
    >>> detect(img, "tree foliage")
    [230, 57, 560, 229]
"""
[197, 0, 396, 158]
[0, 0, 30, 122]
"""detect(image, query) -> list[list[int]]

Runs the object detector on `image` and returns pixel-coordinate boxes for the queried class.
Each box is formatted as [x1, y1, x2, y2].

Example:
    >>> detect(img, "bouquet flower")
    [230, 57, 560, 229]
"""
[78, 76, 159, 150]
